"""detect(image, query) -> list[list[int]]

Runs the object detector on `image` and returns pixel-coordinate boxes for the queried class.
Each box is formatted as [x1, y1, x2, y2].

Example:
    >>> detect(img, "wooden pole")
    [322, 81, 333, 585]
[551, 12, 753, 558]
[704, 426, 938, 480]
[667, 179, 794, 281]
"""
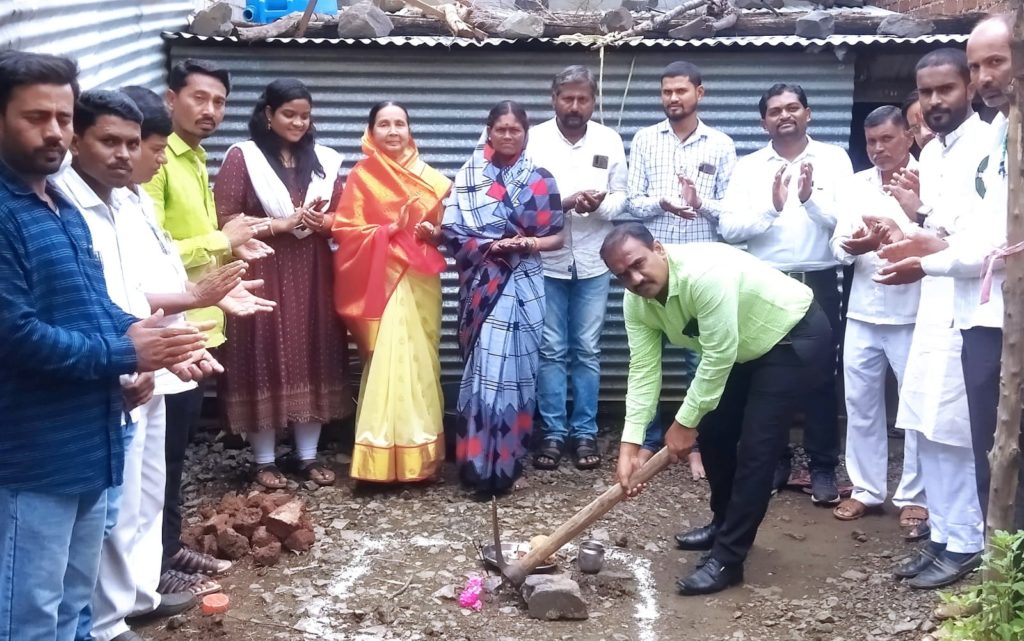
[986, 3, 1024, 539]
[294, 0, 319, 38]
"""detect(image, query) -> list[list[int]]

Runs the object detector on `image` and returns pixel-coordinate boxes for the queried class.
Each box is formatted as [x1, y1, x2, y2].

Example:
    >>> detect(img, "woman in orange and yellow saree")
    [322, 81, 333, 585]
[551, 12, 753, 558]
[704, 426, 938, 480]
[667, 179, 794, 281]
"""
[331, 102, 451, 483]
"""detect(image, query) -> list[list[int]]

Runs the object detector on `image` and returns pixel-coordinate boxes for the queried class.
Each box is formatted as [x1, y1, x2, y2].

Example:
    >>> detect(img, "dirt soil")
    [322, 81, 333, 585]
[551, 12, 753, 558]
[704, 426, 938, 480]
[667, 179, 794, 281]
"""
[139, 430, 956, 641]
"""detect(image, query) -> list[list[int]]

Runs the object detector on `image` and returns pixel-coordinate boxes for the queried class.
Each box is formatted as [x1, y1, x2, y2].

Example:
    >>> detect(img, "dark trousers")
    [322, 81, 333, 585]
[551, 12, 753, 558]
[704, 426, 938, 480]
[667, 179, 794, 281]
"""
[961, 326, 1024, 530]
[700, 303, 833, 565]
[162, 385, 204, 572]
[794, 268, 841, 472]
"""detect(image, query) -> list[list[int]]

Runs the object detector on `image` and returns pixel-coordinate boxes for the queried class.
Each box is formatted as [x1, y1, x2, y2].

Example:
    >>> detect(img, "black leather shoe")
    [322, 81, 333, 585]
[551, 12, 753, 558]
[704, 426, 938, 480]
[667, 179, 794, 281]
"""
[129, 590, 196, 622]
[675, 523, 719, 551]
[908, 552, 982, 589]
[677, 557, 744, 596]
[893, 544, 945, 579]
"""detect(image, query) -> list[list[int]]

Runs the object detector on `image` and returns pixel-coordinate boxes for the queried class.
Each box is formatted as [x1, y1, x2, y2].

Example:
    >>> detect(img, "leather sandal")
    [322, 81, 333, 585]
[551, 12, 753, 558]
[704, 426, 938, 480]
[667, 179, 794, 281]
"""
[570, 436, 601, 470]
[533, 438, 563, 470]
[832, 498, 881, 521]
[254, 463, 288, 490]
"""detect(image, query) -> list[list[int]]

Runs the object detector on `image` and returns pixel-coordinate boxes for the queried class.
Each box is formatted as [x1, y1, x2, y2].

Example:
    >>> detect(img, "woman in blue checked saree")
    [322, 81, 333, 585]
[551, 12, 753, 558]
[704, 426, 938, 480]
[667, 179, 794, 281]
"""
[441, 101, 564, 494]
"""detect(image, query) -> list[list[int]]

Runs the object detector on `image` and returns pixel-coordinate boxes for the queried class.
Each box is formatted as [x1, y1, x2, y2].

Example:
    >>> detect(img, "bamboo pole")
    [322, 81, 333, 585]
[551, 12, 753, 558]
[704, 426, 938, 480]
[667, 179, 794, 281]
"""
[986, 3, 1024, 540]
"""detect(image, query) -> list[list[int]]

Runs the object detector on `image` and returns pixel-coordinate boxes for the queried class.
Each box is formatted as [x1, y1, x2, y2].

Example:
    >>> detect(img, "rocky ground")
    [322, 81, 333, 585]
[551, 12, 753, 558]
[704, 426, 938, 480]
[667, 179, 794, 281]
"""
[138, 425, 963, 641]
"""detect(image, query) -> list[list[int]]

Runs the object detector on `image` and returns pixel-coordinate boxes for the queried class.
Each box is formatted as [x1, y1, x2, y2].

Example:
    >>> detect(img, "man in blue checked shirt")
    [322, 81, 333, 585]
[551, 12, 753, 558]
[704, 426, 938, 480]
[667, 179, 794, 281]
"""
[0, 51, 207, 641]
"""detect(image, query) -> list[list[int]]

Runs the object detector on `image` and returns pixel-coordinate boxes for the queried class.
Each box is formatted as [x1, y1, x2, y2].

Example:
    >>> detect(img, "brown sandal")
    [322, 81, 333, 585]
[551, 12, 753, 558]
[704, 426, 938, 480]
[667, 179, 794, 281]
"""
[254, 463, 288, 490]
[169, 546, 233, 576]
[899, 505, 928, 528]
[298, 460, 336, 486]
[833, 498, 882, 521]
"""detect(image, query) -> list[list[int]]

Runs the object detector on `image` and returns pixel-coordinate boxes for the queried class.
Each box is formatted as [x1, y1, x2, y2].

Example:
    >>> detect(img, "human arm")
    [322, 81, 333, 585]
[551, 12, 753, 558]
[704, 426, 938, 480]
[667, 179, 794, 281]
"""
[144, 260, 246, 315]
[716, 157, 782, 243]
[801, 151, 853, 231]
[145, 166, 233, 270]
[592, 134, 629, 221]
[673, 269, 740, 429]
[691, 137, 737, 222]
[0, 218, 138, 378]
[625, 131, 665, 220]
[620, 296, 665, 446]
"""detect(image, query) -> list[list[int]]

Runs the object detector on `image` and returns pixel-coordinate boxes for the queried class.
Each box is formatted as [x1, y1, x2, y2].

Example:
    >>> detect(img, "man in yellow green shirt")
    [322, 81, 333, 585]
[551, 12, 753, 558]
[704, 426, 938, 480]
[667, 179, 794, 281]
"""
[144, 59, 268, 591]
[602, 222, 832, 595]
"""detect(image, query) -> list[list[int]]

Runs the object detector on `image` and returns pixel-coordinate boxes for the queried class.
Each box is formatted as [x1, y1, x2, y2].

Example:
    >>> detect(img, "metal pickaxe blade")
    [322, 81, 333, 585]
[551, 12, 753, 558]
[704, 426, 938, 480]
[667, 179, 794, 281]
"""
[491, 495, 507, 570]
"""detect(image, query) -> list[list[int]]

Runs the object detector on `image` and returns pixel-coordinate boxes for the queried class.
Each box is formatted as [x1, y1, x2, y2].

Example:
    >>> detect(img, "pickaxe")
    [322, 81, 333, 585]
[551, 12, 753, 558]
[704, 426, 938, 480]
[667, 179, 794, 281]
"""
[491, 447, 673, 587]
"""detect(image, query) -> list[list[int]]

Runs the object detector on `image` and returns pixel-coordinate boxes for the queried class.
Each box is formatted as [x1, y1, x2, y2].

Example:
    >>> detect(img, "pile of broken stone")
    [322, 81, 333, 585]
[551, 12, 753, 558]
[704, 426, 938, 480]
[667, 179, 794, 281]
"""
[182, 491, 316, 567]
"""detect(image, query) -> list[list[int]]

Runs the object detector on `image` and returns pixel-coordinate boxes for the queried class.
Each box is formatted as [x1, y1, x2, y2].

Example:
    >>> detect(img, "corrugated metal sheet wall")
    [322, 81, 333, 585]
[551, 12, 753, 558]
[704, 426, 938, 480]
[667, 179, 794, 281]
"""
[0, 1, 193, 89]
[168, 39, 855, 399]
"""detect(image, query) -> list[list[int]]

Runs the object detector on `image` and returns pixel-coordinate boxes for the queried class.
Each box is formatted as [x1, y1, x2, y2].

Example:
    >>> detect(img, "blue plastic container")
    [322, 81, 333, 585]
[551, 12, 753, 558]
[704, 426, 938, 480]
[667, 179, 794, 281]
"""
[243, 0, 338, 23]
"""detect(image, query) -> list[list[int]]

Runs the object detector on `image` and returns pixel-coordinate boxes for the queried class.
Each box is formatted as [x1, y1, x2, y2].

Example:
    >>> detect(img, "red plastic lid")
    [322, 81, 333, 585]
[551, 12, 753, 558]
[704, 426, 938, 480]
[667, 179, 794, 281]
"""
[201, 593, 230, 615]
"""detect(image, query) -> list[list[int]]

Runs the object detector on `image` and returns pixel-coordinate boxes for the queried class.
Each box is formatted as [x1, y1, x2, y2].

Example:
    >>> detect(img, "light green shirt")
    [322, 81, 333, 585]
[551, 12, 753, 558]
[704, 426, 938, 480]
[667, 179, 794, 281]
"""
[143, 133, 228, 347]
[621, 243, 813, 444]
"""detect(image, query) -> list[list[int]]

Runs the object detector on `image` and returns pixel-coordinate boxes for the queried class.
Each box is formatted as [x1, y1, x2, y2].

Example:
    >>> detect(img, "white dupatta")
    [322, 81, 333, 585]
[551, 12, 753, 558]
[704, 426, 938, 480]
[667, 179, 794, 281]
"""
[228, 140, 343, 239]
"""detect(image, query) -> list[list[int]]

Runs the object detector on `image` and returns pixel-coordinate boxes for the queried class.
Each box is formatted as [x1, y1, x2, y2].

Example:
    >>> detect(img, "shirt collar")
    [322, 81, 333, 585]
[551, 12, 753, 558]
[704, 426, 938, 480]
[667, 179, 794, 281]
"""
[550, 119, 589, 149]
[657, 118, 708, 145]
[938, 113, 979, 149]
[765, 135, 818, 163]
[58, 166, 107, 211]
[168, 132, 206, 162]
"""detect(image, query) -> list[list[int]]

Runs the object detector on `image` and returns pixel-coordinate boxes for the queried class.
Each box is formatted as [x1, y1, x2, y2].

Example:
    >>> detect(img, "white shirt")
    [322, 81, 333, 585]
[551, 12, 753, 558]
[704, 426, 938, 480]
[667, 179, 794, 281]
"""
[626, 119, 736, 244]
[719, 137, 853, 272]
[921, 112, 1007, 329]
[125, 187, 198, 396]
[56, 167, 153, 424]
[830, 161, 921, 325]
[527, 118, 628, 279]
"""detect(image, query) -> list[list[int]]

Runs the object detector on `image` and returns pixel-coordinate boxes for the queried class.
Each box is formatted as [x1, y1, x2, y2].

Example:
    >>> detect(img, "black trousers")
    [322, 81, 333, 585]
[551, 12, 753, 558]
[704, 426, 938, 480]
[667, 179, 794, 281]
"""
[700, 302, 833, 565]
[162, 385, 204, 572]
[793, 268, 841, 472]
[961, 326, 1024, 530]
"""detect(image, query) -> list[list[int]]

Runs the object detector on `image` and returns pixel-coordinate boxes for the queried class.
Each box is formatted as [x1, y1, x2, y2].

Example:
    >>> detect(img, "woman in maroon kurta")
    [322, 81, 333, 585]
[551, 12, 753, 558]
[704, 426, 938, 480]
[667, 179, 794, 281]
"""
[214, 79, 354, 488]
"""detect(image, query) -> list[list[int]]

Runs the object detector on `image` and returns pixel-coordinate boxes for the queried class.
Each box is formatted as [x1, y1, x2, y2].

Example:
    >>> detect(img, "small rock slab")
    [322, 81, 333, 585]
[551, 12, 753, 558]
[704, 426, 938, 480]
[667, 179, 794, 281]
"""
[336, 1, 394, 38]
[795, 11, 835, 39]
[522, 575, 588, 621]
[877, 14, 934, 38]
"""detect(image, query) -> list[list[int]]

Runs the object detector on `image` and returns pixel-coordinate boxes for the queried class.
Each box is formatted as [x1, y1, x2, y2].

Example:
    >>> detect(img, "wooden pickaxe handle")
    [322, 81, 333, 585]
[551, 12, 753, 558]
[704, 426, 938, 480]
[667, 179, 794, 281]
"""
[502, 447, 673, 586]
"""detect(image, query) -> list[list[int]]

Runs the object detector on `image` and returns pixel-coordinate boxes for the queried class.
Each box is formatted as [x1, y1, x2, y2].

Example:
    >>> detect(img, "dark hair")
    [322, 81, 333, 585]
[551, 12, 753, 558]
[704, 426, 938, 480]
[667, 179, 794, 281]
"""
[758, 83, 808, 118]
[661, 61, 703, 87]
[900, 90, 920, 119]
[915, 48, 970, 84]
[168, 59, 231, 95]
[73, 90, 143, 136]
[551, 65, 597, 96]
[0, 50, 79, 113]
[864, 105, 907, 130]
[120, 86, 172, 139]
[367, 100, 410, 129]
[249, 78, 323, 195]
[486, 100, 529, 132]
[600, 222, 655, 262]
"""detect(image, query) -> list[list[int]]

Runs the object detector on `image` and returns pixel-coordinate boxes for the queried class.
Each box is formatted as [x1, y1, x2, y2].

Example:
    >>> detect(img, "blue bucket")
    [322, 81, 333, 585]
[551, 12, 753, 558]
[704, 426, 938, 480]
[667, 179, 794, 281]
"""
[243, 0, 338, 23]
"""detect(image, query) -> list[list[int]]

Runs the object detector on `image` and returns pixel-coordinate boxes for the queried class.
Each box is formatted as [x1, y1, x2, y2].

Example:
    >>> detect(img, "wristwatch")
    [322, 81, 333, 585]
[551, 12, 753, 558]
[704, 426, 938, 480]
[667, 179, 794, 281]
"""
[915, 204, 933, 225]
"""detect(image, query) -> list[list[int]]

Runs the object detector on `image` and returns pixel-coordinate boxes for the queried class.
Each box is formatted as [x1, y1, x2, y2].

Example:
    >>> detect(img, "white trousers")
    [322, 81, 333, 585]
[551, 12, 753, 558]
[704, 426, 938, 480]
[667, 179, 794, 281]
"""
[843, 320, 925, 508]
[91, 395, 166, 641]
[918, 435, 984, 553]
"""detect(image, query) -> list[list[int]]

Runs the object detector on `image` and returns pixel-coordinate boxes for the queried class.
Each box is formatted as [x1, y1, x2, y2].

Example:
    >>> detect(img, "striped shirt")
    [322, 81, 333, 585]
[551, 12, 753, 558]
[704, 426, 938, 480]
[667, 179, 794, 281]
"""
[0, 161, 138, 494]
[627, 119, 737, 244]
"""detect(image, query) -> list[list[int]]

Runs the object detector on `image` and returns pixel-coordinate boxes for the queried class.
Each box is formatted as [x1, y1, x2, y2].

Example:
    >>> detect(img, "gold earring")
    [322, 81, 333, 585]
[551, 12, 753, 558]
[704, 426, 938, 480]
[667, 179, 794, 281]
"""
[266, 120, 272, 130]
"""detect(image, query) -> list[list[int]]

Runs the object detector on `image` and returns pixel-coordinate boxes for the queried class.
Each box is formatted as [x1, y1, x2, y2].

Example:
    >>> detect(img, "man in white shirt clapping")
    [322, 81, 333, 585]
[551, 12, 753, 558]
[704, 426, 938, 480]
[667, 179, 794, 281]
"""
[719, 83, 854, 505]
[829, 106, 925, 535]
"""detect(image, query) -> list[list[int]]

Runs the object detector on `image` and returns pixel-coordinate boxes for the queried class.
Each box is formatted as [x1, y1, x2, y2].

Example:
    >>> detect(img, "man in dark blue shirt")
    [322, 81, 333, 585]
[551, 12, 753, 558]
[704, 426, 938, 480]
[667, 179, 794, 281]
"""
[0, 51, 207, 641]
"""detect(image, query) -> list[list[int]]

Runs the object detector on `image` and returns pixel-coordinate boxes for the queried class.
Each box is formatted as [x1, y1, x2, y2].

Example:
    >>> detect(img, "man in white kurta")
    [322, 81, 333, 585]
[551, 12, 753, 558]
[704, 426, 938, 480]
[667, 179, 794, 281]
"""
[57, 91, 199, 641]
[878, 49, 992, 590]
[829, 106, 923, 527]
